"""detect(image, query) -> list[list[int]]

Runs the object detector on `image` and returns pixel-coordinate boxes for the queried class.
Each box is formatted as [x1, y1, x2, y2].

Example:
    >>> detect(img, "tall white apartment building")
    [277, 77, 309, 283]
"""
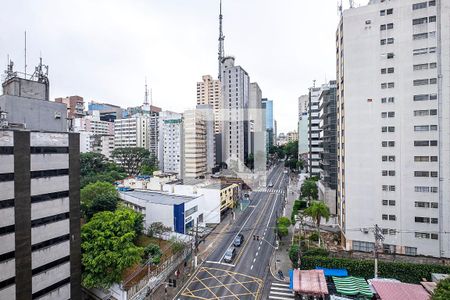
[298, 95, 309, 157]
[73, 110, 114, 136]
[158, 111, 183, 174]
[197, 75, 221, 134]
[114, 117, 150, 149]
[337, 0, 450, 257]
[183, 106, 215, 179]
[308, 86, 322, 177]
[220, 57, 251, 171]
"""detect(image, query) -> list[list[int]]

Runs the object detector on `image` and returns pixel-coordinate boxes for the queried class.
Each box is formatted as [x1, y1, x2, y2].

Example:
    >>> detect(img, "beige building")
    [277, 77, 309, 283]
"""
[183, 109, 208, 178]
[287, 130, 299, 142]
[196, 75, 221, 134]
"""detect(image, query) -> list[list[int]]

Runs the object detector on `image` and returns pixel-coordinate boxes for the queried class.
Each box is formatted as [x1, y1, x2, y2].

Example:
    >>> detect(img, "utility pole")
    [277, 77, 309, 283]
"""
[194, 216, 199, 268]
[373, 224, 384, 278]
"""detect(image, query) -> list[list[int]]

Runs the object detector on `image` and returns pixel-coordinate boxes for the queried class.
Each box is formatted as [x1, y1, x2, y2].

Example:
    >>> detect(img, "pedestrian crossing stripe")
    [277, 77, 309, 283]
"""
[269, 282, 294, 299]
[254, 188, 285, 194]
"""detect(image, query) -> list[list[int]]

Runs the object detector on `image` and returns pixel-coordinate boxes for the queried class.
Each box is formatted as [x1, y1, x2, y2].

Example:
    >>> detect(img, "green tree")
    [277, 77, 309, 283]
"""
[304, 201, 331, 247]
[277, 216, 291, 228]
[143, 243, 162, 265]
[433, 278, 450, 300]
[81, 181, 119, 219]
[245, 153, 254, 170]
[301, 179, 318, 202]
[112, 147, 151, 176]
[277, 225, 289, 240]
[81, 208, 144, 289]
[80, 152, 127, 188]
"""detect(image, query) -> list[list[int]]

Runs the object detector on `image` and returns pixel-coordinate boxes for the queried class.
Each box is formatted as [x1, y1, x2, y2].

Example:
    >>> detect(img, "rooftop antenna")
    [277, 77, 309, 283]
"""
[24, 31, 27, 78]
[313, 79, 316, 88]
[337, 0, 343, 15]
[218, 0, 225, 81]
[349, 0, 355, 8]
[144, 77, 149, 105]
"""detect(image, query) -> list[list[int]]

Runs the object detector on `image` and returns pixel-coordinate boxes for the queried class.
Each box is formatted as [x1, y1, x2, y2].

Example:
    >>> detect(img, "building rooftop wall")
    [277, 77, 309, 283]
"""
[119, 190, 198, 205]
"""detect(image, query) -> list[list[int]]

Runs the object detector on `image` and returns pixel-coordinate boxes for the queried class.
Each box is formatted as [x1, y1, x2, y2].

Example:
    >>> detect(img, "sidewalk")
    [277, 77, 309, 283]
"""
[270, 173, 300, 282]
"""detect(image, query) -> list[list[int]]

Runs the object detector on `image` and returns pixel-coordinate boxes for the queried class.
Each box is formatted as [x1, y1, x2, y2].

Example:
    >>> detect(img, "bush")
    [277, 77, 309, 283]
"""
[303, 248, 329, 257]
[308, 232, 319, 242]
[301, 256, 450, 283]
[143, 243, 162, 265]
[433, 277, 450, 300]
[277, 217, 291, 227]
[289, 244, 300, 268]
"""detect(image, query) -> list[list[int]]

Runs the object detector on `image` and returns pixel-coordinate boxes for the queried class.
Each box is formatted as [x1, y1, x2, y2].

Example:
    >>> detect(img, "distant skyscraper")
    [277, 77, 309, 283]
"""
[298, 94, 309, 157]
[220, 57, 250, 171]
[55, 95, 85, 119]
[261, 98, 274, 149]
[196, 75, 221, 134]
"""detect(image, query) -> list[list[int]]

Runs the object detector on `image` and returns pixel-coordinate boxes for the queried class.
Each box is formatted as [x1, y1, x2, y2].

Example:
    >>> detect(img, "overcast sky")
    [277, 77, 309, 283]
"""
[0, 0, 360, 133]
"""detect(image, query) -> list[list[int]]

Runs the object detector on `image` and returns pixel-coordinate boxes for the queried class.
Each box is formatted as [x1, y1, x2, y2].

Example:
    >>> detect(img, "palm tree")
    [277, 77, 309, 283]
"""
[304, 201, 330, 247]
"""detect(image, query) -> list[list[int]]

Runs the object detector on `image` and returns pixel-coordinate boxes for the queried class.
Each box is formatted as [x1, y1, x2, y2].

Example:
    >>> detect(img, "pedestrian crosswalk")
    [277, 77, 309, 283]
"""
[254, 188, 285, 194]
[268, 281, 295, 299]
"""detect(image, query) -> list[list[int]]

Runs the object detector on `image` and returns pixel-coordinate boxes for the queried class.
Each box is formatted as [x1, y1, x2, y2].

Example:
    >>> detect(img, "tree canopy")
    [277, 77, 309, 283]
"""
[81, 208, 144, 289]
[304, 201, 331, 246]
[112, 147, 155, 176]
[80, 152, 126, 188]
[301, 179, 318, 201]
[81, 181, 119, 220]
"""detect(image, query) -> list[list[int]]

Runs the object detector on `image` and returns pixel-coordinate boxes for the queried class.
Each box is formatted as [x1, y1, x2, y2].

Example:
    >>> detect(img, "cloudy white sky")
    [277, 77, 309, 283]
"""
[0, 0, 360, 133]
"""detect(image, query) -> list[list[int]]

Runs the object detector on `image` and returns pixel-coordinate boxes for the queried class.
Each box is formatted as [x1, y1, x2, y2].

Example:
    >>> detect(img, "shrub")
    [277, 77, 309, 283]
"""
[433, 277, 450, 300]
[309, 232, 319, 242]
[277, 225, 289, 239]
[301, 256, 450, 283]
[143, 243, 162, 265]
[277, 217, 291, 227]
[303, 248, 329, 257]
[289, 244, 300, 268]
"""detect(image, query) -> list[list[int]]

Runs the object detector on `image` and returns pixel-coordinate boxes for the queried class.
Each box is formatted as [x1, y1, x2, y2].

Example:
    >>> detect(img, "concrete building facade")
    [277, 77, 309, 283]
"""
[220, 57, 251, 171]
[298, 94, 309, 158]
[158, 111, 183, 175]
[55, 96, 85, 119]
[114, 117, 150, 149]
[337, 0, 450, 257]
[196, 75, 221, 134]
[318, 81, 338, 214]
[0, 68, 81, 299]
[308, 86, 322, 177]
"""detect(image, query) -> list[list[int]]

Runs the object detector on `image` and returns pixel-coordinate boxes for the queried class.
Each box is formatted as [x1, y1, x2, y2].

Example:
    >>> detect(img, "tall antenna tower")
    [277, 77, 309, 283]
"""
[218, 0, 225, 81]
[144, 77, 149, 105]
[24, 31, 27, 78]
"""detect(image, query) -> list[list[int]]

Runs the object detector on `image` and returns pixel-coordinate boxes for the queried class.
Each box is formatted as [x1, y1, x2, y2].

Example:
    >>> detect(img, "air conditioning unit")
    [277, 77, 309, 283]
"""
[54, 112, 61, 119]
[362, 228, 369, 234]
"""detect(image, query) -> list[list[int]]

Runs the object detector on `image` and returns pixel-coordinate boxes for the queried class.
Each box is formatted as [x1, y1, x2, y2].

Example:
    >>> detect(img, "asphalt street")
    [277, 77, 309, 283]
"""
[175, 163, 289, 300]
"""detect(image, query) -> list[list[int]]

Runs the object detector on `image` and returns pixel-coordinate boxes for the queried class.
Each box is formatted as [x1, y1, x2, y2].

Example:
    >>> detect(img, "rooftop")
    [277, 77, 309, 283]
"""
[204, 183, 235, 190]
[119, 190, 198, 205]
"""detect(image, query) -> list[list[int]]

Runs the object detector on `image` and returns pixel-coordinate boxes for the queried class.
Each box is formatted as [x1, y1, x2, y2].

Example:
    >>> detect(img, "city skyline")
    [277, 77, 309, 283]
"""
[0, 0, 357, 134]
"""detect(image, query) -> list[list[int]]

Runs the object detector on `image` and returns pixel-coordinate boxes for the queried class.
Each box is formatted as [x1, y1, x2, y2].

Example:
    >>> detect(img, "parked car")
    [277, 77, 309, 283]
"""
[224, 247, 236, 263]
[233, 234, 244, 247]
[268, 182, 274, 187]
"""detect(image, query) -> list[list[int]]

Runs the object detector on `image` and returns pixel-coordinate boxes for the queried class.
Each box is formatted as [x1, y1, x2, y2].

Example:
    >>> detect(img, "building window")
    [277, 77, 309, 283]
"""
[414, 79, 429, 86]
[353, 241, 374, 252]
[413, 17, 428, 25]
[415, 217, 430, 223]
[414, 171, 429, 177]
[387, 53, 394, 59]
[413, 2, 427, 10]
[413, 33, 428, 40]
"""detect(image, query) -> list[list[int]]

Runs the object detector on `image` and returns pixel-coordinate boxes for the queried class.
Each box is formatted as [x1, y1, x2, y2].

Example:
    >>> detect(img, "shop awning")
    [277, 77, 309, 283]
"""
[293, 269, 329, 296]
[332, 276, 373, 298]
[316, 267, 348, 277]
[371, 281, 430, 300]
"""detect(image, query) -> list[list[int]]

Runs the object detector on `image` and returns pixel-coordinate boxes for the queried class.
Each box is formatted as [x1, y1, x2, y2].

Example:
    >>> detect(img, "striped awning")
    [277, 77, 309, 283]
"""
[332, 276, 373, 298]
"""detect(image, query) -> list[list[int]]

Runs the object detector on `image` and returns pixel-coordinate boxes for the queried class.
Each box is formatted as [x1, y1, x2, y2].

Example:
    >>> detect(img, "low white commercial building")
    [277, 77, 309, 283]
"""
[119, 190, 202, 234]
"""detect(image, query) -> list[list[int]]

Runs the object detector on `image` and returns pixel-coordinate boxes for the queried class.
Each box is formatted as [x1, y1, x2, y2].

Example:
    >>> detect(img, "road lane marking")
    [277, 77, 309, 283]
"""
[272, 282, 291, 287]
[253, 258, 256, 263]
[250, 265, 254, 270]
[256, 252, 258, 257]
[271, 287, 292, 292]
[258, 246, 260, 251]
